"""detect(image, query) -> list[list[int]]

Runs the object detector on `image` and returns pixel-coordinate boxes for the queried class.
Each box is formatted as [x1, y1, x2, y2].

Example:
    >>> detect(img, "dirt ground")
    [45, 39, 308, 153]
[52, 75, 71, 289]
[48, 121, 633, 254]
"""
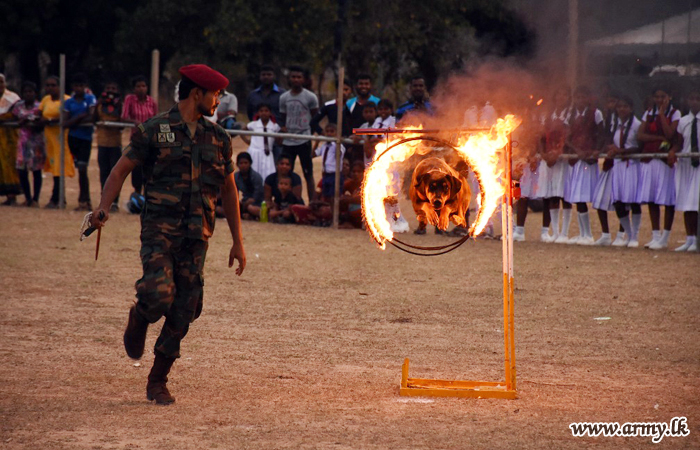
[1, 141, 699, 449]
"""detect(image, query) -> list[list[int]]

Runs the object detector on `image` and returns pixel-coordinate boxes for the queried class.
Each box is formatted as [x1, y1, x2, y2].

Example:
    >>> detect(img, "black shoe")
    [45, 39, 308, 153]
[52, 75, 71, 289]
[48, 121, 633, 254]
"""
[123, 306, 149, 360]
[434, 227, 444, 235]
[414, 227, 427, 235]
[146, 351, 176, 405]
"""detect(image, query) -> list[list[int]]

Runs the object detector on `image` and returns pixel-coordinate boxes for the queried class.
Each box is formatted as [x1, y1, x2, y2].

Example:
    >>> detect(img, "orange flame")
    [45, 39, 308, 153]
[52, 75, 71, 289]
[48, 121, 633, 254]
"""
[362, 115, 521, 249]
[536, 98, 544, 106]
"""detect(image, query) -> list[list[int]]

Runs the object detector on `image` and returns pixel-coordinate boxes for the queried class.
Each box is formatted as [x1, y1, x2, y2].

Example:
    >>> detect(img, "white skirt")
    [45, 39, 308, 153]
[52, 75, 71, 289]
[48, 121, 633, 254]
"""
[592, 168, 614, 211]
[249, 146, 277, 181]
[535, 160, 568, 199]
[637, 159, 675, 205]
[611, 159, 640, 204]
[519, 165, 539, 198]
[674, 158, 700, 211]
[564, 160, 599, 203]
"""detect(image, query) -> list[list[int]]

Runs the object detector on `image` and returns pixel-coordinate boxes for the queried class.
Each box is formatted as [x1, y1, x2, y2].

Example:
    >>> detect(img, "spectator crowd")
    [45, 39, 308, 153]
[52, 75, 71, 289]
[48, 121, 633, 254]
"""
[0, 66, 697, 252]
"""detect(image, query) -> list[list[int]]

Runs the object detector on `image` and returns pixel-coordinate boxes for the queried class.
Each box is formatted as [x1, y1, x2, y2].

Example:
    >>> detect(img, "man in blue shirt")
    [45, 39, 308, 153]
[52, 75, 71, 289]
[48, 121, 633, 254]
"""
[63, 73, 96, 211]
[396, 76, 433, 122]
[246, 65, 285, 122]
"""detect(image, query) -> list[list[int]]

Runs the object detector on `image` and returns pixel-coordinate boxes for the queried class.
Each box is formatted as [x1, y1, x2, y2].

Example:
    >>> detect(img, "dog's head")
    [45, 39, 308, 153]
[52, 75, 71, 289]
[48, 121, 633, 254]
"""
[415, 170, 462, 211]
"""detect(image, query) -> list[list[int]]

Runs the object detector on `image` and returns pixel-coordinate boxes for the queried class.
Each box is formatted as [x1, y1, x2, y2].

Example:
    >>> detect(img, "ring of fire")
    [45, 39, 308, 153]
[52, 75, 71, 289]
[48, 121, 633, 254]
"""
[361, 115, 521, 249]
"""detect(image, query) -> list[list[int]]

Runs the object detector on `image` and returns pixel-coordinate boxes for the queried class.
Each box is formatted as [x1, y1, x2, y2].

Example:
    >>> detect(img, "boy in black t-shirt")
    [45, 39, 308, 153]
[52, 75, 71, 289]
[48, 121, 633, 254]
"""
[270, 176, 303, 224]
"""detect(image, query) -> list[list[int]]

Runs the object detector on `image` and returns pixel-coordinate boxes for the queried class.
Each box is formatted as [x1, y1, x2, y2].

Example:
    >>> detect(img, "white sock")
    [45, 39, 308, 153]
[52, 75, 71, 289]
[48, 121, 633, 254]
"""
[541, 226, 550, 235]
[659, 229, 671, 245]
[619, 216, 632, 236]
[691, 236, 698, 245]
[549, 208, 560, 236]
[579, 212, 591, 238]
[631, 213, 642, 240]
[651, 229, 661, 242]
[515, 226, 524, 235]
[576, 213, 584, 237]
[561, 208, 572, 236]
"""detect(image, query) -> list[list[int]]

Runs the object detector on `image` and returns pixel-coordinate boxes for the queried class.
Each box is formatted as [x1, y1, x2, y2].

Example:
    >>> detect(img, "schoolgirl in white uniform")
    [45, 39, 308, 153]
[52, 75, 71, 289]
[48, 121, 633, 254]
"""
[636, 87, 680, 250]
[536, 87, 573, 243]
[607, 96, 643, 247]
[669, 90, 700, 252]
[563, 86, 604, 245]
[591, 93, 620, 246]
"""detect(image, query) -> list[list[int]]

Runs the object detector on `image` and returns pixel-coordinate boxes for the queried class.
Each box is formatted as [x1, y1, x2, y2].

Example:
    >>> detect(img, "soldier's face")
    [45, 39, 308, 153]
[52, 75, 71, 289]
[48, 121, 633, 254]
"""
[197, 89, 220, 117]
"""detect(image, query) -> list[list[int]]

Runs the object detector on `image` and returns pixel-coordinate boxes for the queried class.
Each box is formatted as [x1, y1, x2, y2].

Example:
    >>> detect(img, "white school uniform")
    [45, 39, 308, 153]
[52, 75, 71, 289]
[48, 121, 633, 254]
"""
[315, 141, 346, 174]
[564, 108, 603, 204]
[372, 115, 396, 129]
[674, 112, 700, 212]
[246, 119, 280, 180]
[610, 116, 642, 204]
[637, 109, 681, 205]
[535, 108, 572, 199]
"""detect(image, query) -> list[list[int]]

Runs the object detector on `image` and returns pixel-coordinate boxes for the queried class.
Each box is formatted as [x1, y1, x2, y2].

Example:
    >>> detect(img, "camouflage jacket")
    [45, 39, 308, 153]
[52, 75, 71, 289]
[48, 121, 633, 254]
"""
[123, 104, 234, 240]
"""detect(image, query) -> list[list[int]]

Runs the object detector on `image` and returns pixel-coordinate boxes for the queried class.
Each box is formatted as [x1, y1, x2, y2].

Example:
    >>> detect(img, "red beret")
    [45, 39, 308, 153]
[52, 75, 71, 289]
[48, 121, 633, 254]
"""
[178, 64, 228, 91]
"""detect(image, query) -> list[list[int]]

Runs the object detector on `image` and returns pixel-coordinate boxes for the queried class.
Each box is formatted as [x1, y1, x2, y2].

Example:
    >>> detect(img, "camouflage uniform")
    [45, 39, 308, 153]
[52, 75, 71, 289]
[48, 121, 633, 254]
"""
[123, 104, 234, 358]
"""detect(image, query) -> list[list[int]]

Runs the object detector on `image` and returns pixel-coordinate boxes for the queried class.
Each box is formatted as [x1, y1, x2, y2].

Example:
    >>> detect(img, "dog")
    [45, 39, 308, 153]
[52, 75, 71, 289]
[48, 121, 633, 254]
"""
[409, 156, 471, 231]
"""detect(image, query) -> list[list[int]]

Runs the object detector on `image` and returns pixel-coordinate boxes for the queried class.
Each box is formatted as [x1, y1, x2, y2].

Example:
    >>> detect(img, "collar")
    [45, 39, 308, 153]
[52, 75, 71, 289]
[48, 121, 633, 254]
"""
[255, 84, 280, 93]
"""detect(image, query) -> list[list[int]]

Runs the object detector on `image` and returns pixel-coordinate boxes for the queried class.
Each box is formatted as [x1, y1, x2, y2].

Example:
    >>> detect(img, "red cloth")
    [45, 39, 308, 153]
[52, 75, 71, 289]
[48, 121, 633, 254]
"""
[121, 94, 158, 124]
[178, 64, 229, 91]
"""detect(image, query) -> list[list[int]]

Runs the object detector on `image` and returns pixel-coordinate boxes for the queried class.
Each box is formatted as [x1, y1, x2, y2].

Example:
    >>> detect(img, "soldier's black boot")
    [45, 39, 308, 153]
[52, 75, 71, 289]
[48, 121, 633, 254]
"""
[123, 305, 149, 359]
[146, 351, 176, 405]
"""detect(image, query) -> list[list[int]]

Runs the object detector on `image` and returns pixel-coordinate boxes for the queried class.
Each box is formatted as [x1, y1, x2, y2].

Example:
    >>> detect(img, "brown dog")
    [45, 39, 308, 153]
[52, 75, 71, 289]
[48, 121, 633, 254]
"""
[409, 157, 471, 231]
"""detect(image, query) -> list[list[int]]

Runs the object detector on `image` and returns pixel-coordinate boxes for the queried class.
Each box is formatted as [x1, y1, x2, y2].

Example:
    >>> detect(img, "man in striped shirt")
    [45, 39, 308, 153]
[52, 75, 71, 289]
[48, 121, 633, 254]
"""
[121, 75, 158, 198]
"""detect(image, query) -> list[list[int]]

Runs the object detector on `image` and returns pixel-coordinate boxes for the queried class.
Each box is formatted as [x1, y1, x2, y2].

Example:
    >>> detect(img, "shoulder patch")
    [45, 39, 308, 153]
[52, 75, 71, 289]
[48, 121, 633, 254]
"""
[159, 124, 171, 133]
[137, 124, 146, 133]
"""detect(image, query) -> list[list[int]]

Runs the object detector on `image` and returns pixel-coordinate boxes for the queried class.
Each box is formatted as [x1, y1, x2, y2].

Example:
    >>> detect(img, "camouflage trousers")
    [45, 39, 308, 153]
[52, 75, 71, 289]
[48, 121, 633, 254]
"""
[135, 232, 208, 358]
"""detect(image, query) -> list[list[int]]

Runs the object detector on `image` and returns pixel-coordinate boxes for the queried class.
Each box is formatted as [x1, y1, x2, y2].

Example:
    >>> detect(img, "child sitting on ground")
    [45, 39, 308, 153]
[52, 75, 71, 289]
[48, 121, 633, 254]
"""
[270, 176, 303, 224]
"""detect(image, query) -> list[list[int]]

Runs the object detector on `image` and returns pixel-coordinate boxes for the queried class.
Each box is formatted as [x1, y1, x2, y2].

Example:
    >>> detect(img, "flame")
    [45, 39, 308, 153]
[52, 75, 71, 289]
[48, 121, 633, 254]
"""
[361, 115, 521, 249]
[536, 98, 544, 106]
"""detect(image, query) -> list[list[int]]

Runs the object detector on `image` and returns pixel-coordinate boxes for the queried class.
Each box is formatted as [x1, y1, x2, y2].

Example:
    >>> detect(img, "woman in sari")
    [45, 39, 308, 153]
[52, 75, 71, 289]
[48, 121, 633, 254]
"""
[0, 73, 21, 205]
[39, 75, 73, 208]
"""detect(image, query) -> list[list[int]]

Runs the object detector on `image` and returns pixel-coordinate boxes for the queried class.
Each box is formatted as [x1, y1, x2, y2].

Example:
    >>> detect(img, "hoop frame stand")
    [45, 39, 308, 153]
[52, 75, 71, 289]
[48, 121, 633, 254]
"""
[399, 136, 517, 399]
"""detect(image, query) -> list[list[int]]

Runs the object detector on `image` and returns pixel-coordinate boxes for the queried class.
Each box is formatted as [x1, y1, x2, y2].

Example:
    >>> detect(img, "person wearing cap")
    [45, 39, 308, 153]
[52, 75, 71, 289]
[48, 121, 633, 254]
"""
[89, 64, 246, 405]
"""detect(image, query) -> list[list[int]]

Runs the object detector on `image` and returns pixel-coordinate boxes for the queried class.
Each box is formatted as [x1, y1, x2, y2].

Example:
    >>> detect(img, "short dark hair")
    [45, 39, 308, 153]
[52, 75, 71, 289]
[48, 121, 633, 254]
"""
[257, 102, 271, 112]
[356, 73, 371, 83]
[178, 76, 205, 100]
[325, 122, 338, 130]
[343, 79, 352, 89]
[260, 64, 275, 73]
[363, 101, 377, 111]
[237, 152, 252, 163]
[131, 75, 147, 88]
[71, 72, 88, 85]
[288, 65, 305, 75]
[278, 153, 292, 164]
[410, 75, 425, 83]
[377, 99, 393, 111]
[21, 81, 37, 93]
[617, 95, 634, 109]
[278, 175, 292, 184]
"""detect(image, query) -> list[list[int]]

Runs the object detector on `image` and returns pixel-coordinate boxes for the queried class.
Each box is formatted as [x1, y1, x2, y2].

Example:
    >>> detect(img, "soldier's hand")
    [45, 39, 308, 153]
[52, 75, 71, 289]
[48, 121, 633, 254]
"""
[229, 242, 246, 276]
[90, 208, 109, 228]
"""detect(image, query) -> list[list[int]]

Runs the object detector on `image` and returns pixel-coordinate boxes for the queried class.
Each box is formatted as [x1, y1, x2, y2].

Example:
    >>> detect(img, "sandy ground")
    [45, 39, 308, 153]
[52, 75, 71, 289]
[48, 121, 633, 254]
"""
[1, 140, 699, 449]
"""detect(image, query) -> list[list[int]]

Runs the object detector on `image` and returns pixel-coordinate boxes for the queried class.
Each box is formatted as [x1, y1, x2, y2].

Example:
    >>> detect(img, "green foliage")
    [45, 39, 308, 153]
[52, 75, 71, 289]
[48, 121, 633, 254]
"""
[1, 0, 533, 96]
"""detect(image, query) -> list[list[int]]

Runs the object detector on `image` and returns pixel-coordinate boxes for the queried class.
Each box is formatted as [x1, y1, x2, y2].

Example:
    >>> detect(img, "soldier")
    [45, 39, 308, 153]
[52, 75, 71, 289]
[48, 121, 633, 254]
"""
[89, 64, 246, 405]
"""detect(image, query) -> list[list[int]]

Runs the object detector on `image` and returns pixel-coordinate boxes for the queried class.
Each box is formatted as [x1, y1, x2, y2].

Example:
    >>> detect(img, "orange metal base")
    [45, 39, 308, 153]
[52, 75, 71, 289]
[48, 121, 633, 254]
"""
[399, 359, 517, 399]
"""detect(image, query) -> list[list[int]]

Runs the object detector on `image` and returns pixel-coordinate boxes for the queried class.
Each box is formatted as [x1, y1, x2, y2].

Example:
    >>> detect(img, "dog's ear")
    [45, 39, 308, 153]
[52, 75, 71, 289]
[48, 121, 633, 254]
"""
[448, 175, 462, 197]
[414, 172, 431, 187]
